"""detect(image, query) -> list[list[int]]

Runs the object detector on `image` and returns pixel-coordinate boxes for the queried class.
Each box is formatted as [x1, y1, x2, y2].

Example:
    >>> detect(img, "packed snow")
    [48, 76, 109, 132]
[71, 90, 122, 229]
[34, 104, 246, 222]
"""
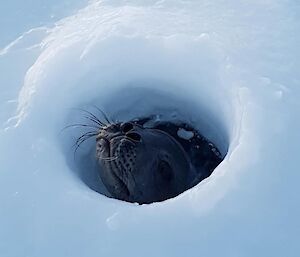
[0, 0, 299, 256]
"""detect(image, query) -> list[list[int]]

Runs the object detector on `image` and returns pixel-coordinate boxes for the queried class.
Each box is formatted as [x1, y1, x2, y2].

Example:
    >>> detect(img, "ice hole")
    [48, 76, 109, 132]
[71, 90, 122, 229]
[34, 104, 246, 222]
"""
[63, 85, 231, 203]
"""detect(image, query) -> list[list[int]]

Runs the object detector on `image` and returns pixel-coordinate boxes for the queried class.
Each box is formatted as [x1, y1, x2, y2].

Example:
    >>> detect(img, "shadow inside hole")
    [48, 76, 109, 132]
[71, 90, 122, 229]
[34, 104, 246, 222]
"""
[75, 148, 110, 196]
[101, 85, 230, 156]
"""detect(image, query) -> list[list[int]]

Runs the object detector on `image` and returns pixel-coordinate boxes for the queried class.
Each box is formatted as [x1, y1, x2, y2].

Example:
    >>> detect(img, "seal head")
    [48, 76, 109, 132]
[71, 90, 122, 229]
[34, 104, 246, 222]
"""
[96, 122, 191, 204]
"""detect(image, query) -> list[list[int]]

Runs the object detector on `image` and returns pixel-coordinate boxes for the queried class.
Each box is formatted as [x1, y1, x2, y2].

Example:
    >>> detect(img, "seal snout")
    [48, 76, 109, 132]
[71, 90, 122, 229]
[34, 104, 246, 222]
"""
[120, 122, 142, 143]
[96, 122, 141, 163]
[120, 122, 134, 133]
[102, 122, 142, 144]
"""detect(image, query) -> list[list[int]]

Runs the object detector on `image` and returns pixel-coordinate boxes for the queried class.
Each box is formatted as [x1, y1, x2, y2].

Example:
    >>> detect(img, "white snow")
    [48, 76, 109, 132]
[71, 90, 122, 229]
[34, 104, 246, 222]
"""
[0, 0, 300, 257]
[177, 128, 194, 140]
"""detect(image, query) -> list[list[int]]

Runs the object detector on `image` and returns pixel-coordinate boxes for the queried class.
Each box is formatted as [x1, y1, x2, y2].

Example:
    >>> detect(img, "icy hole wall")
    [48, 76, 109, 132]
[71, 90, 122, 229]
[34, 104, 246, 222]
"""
[4, 3, 246, 201]
[37, 33, 236, 197]
[19, 28, 241, 196]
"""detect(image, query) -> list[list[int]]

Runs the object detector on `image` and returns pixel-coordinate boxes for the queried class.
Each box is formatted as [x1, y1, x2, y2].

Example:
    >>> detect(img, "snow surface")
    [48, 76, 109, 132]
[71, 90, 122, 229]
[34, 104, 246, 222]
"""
[177, 128, 194, 140]
[1, 0, 300, 256]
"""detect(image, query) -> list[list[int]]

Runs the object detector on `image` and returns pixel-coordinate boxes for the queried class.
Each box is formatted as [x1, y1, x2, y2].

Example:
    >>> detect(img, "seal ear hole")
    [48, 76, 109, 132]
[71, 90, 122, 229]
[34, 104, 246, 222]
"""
[126, 132, 141, 142]
[158, 160, 173, 181]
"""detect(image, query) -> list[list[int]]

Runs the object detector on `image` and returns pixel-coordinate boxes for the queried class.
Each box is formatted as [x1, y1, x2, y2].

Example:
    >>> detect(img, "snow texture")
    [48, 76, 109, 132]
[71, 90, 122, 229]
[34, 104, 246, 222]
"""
[0, 0, 300, 257]
[177, 128, 194, 140]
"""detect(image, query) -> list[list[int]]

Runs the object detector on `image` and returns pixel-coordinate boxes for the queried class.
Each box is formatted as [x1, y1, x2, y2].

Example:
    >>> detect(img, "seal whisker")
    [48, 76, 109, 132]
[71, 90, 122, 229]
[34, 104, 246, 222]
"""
[91, 105, 112, 125]
[73, 131, 99, 157]
[74, 136, 96, 151]
[75, 131, 98, 146]
[75, 108, 107, 126]
[84, 110, 108, 126]
[63, 123, 101, 131]
[98, 156, 119, 161]
[82, 115, 105, 127]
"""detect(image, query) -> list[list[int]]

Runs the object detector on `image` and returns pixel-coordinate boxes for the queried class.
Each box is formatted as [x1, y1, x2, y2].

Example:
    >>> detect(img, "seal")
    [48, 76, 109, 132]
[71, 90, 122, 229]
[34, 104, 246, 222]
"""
[96, 122, 192, 204]
[69, 109, 222, 204]
[95, 117, 223, 204]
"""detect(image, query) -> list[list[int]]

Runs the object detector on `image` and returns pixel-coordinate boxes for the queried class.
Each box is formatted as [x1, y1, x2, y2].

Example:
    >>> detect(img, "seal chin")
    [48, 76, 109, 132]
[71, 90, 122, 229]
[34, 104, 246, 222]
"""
[96, 133, 138, 201]
[96, 139, 129, 200]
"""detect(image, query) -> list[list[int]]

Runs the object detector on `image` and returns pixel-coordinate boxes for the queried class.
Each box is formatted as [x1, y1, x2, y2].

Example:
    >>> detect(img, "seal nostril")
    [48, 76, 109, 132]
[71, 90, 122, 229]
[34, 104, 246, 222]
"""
[126, 132, 141, 142]
[121, 122, 134, 133]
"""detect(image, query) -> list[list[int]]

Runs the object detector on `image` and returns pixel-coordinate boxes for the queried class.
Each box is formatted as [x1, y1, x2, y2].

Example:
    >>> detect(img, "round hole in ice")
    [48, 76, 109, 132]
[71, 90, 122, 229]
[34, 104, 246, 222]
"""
[63, 85, 230, 204]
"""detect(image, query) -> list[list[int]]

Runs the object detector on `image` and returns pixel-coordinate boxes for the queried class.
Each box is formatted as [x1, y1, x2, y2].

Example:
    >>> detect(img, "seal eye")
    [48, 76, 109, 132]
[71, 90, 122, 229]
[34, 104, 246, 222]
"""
[121, 122, 134, 133]
[126, 132, 141, 142]
[158, 161, 173, 181]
